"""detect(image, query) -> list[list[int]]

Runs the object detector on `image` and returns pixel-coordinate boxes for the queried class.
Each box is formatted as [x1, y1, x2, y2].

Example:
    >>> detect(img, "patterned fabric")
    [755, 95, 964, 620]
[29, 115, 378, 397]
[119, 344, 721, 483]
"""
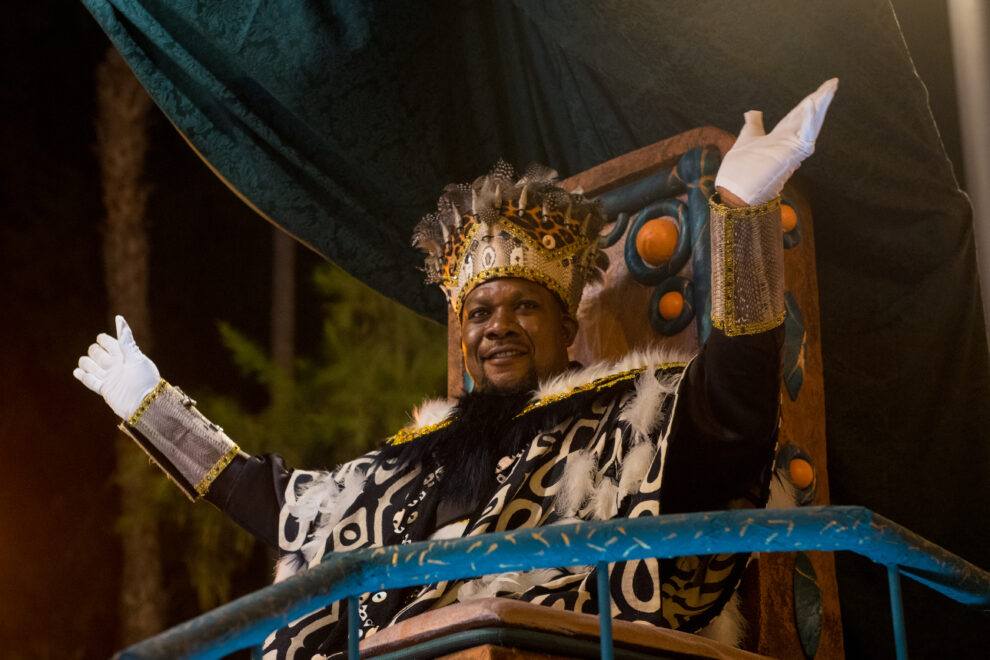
[263, 360, 751, 658]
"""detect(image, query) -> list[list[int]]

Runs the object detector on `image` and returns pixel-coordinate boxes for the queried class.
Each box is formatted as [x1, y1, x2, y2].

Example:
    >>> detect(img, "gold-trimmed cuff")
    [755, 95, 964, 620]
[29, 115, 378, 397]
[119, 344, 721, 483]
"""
[121, 381, 240, 501]
[194, 444, 242, 496]
[127, 379, 168, 426]
[714, 310, 787, 337]
[709, 194, 781, 219]
[709, 195, 786, 336]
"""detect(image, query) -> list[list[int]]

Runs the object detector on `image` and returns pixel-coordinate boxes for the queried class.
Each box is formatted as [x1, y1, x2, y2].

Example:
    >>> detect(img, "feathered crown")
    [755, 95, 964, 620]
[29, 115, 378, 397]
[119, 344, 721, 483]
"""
[413, 161, 609, 316]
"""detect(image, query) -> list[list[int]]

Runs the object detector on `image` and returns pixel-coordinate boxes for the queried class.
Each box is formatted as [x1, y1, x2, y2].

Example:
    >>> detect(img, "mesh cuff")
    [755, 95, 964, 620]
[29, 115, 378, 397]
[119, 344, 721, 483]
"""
[119, 380, 239, 501]
[710, 195, 785, 336]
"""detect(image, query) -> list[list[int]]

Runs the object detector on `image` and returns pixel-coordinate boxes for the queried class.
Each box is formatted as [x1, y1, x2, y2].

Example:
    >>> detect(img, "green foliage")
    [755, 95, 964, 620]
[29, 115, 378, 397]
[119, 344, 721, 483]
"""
[213, 262, 448, 467]
[136, 262, 447, 613]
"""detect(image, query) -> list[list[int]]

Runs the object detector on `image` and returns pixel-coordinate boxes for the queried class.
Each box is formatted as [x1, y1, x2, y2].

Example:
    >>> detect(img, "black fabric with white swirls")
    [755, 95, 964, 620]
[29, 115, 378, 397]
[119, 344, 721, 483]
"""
[204, 328, 783, 658]
[267, 371, 676, 657]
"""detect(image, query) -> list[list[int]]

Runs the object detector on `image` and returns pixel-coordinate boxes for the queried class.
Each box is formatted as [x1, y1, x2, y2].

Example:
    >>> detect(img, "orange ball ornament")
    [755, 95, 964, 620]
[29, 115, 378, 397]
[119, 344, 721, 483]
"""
[658, 291, 684, 320]
[636, 217, 679, 266]
[789, 457, 815, 490]
[781, 204, 798, 232]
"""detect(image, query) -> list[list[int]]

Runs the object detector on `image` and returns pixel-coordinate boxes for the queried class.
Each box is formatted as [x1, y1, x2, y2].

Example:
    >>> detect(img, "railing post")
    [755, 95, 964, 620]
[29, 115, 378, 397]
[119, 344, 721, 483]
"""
[887, 565, 909, 660]
[597, 561, 614, 660]
[348, 594, 360, 660]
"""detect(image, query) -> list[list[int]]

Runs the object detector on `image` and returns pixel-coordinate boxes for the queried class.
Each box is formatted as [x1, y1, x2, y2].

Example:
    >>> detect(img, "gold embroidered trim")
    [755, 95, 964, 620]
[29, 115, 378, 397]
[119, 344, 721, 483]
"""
[709, 195, 781, 219]
[710, 195, 783, 336]
[194, 443, 241, 496]
[127, 379, 168, 427]
[386, 361, 688, 446]
[713, 310, 787, 336]
[386, 418, 454, 446]
[722, 203, 736, 330]
[515, 362, 688, 417]
[452, 265, 573, 317]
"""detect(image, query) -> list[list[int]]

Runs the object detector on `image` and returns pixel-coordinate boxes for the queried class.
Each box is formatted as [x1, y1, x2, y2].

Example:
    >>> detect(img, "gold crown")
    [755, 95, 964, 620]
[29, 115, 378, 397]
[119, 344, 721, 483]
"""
[413, 161, 608, 316]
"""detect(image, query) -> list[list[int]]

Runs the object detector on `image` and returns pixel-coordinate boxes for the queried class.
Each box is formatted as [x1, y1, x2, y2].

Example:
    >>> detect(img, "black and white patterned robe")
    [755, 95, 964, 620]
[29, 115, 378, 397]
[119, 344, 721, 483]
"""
[207, 326, 782, 659]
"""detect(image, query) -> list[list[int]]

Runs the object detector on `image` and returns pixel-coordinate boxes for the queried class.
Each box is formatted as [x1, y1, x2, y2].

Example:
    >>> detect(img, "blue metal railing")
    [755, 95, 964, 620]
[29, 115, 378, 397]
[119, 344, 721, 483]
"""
[115, 506, 990, 660]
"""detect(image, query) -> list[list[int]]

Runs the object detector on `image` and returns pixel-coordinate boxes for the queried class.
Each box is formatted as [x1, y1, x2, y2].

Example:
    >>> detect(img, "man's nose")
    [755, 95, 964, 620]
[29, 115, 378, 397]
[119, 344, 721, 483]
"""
[485, 307, 519, 338]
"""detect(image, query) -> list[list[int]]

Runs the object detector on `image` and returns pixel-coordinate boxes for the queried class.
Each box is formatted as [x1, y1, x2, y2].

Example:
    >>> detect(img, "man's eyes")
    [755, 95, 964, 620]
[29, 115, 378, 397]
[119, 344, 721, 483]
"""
[466, 301, 538, 319]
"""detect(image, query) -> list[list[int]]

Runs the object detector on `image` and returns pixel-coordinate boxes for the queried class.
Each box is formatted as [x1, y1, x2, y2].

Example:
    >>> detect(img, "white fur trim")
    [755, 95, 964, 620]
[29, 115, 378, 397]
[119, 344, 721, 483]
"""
[299, 467, 368, 566]
[766, 468, 798, 510]
[276, 462, 370, 580]
[555, 450, 596, 517]
[531, 345, 694, 405]
[456, 569, 564, 601]
[396, 346, 694, 435]
[288, 462, 367, 529]
[429, 519, 469, 540]
[617, 442, 657, 502]
[274, 553, 305, 583]
[412, 398, 456, 428]
[548, 347, 692, 518]
[618, 370, 668, 442]
[580, 476, 619, 520]
[698, 592, 747, 648]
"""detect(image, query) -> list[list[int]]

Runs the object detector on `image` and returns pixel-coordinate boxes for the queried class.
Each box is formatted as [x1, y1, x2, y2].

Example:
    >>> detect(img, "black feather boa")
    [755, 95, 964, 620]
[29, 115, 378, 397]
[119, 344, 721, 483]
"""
[376, 378, 637, 505]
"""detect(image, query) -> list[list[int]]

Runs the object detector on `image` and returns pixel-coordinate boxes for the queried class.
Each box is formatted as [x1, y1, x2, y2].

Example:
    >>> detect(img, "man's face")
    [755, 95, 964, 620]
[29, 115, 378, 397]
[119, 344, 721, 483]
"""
[460, 278, 578, 393]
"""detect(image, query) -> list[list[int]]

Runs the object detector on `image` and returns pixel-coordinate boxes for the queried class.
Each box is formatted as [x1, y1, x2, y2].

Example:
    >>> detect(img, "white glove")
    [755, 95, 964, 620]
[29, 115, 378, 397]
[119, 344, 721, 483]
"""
[715, 78, 838, 206]
[73, 315, 161, 420]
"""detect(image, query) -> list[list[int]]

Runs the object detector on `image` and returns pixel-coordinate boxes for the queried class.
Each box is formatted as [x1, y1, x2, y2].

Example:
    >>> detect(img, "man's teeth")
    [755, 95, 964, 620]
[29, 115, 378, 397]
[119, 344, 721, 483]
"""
[490, 350, 523, 358]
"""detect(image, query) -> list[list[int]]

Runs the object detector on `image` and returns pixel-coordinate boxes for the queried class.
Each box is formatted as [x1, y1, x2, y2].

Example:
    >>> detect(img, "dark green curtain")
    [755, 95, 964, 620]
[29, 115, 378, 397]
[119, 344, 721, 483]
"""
[81, 0, 989, 656]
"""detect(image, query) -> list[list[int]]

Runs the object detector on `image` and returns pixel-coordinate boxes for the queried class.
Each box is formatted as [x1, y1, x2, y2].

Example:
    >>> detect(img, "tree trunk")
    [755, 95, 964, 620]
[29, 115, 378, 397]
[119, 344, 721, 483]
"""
[271, 227, 296, 377]
[270, 227, 296, 413]
[95, 46, 166, 645]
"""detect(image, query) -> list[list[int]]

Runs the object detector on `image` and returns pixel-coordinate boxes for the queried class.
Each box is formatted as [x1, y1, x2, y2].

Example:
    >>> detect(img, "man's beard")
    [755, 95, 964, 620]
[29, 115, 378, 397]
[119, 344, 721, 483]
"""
[477, 364, 539, 395]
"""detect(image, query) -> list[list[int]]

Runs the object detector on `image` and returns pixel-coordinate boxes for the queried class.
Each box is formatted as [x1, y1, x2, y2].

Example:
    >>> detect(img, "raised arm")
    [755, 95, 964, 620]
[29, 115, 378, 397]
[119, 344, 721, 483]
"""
[74, 315, 290, 548]
[663, 80, 837, 512]
[74, 315, 243, 500]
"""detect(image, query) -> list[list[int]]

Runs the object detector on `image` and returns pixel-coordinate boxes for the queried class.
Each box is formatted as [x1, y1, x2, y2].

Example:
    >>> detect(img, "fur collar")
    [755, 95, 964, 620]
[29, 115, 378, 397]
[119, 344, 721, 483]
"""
[394, 345, 695, 442]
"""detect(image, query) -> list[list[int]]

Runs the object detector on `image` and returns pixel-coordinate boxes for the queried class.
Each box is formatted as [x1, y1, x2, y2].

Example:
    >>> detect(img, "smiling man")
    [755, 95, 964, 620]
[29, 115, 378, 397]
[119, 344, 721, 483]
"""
[461, 277, 577, 394]
[75, 81, 837, 658]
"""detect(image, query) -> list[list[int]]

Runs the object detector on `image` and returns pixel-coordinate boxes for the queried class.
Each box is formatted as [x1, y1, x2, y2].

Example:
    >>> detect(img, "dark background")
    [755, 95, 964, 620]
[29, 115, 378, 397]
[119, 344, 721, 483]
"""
[0, 0, 983, 658]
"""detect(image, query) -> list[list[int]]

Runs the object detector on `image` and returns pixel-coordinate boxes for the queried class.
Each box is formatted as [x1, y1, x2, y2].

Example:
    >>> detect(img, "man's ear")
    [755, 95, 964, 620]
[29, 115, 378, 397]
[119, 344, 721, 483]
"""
[561, 314, 578, 347]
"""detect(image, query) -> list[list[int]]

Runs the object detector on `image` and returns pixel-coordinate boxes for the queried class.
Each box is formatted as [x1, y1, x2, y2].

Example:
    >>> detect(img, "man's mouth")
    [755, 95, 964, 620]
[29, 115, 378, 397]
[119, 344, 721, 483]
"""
[484, 348, 528, 361]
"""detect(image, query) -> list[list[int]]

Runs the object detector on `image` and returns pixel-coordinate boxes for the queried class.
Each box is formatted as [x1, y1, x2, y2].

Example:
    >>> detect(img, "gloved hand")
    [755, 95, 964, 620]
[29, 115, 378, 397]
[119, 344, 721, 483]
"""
[715, 78, 838, 206]
[73, 315, 161, 420]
